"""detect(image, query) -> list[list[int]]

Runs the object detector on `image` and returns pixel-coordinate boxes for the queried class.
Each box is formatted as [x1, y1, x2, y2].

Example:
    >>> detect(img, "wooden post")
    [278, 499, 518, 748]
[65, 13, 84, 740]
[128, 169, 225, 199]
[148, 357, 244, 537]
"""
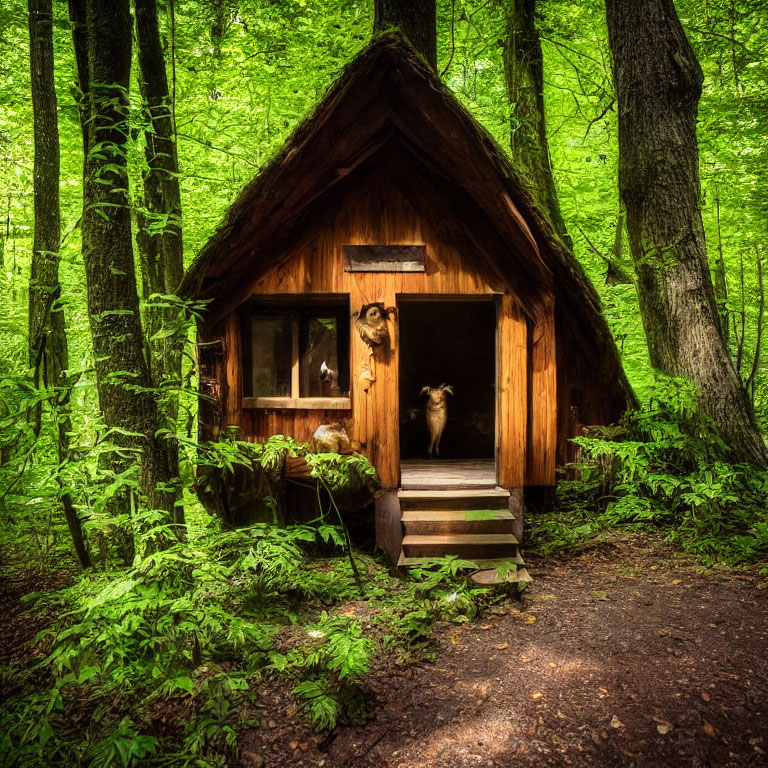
[527, 294, 556, 485]
[349, 278, 373, 464]
[498, 295, 527, 488]
[372, 284, 399, 488]
[291, 319, 300, 397]
[348, 276, 400, 489]
[224, 312, 242, 430]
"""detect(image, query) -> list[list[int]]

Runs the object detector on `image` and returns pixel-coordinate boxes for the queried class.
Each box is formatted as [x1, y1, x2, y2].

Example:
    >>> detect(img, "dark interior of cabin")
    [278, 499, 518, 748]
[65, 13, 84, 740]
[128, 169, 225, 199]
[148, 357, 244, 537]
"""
[398, 300, 496, 460]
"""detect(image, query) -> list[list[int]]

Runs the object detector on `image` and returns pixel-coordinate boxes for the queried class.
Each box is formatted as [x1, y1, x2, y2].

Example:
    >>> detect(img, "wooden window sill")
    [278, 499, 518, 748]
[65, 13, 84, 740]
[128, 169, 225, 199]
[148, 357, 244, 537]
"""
[242, 397, 351, 410]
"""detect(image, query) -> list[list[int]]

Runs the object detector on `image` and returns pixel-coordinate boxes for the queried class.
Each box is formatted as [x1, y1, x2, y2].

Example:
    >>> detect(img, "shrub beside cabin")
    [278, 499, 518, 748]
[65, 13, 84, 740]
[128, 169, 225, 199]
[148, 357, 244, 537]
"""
[181, 35, 632, 565]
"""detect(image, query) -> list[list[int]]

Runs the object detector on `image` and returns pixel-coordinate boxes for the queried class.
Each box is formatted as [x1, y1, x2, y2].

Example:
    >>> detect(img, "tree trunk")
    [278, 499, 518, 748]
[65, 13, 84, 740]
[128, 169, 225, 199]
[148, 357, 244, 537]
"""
[134, 0, 185, 527]
[28, 0, 61, 414]
[605, 0, 766, 466]
[373, 0, 436, 71]
[28, 0, 91, 568]
[78, 0, 179, 559]
[502, 0, 569, 245]
[135, 0, 184, 324]
[208, 0, 230, 59]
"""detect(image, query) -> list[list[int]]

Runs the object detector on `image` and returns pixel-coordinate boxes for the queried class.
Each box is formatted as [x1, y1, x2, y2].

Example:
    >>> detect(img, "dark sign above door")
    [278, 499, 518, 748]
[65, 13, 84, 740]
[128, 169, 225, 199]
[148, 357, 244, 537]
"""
[343, 245, 426, 272]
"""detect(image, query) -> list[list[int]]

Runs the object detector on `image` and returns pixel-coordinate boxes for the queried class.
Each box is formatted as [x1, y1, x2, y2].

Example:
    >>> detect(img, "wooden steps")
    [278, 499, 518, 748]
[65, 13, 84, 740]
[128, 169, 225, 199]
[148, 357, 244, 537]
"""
[397, 554, 526, 568]
[396, 487, 528, 582]
[398, 488, 510, 510]
[401, 509, 514, 535]
[402, 533, 518, 558]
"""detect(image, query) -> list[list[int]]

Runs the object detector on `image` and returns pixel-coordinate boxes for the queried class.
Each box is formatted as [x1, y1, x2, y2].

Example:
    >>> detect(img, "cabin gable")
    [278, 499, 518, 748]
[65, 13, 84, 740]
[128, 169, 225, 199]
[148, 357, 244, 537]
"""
[187, 34, 634, 553]
[239, 168, 510, 300]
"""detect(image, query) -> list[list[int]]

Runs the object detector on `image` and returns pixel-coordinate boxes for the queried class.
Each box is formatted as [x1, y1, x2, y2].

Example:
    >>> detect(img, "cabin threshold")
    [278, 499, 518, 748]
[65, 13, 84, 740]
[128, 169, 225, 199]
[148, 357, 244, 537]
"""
[399, 458, 497, 490]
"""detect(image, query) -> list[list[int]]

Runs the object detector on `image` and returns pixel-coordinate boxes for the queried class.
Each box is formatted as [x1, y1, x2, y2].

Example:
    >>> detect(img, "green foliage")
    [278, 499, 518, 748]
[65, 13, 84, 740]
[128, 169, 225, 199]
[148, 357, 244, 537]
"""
[0, 502, 507, 763]
[379, 556, 502, 663]
[2, 0, 768, 763]
[190, 432, 377, 498]
[275, 612, 374, 730]
[532, 375, 768, 566]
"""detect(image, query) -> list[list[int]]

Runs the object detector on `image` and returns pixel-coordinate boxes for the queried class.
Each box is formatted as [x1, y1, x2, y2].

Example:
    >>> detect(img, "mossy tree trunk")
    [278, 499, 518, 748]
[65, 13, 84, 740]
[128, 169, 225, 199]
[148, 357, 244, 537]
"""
[373, 0, 436, 71]
[28, 0, 91, 568]
[605, 0, 766, 466]
[67, 0, 88, 166]
[76, 0, 180, 559]
[135, 0, 184, 359]
[28, 0, 61, 428]
[502, 0, 569, 246]
[134, 0, 185, 527]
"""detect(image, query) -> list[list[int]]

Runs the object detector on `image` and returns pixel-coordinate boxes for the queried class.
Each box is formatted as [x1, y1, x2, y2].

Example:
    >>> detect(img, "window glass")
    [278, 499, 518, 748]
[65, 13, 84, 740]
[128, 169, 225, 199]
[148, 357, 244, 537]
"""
[250, 316, 292, 397]
[300, 316, 342, 397]
[243, 300, 350, 400]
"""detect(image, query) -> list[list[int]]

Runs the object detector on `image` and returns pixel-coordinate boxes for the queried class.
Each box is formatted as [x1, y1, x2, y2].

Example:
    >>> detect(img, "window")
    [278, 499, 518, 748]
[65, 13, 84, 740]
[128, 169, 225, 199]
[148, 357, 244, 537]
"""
[241, 298, 350, 408]
[249, 315, 292, 397]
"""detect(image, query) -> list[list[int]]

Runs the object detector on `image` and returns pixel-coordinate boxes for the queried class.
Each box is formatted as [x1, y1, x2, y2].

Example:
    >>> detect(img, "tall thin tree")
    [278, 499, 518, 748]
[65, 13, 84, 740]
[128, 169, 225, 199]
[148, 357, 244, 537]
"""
[135, 0, 184, 367]
[28, 0, 90, 567]
[72, 0, 181, 559]
[502, 0, 569, 245]
[605, 0, 766, 465]
[134, 0, 185, 527]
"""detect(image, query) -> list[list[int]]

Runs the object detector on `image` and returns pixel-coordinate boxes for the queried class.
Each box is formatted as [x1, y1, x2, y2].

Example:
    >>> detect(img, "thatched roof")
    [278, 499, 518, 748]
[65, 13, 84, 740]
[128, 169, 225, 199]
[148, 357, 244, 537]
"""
[182, 33, 634, 407]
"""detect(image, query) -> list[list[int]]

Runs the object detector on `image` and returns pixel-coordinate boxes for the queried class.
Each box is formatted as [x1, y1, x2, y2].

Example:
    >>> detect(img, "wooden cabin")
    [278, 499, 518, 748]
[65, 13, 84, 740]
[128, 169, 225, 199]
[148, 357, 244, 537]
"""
[181, 34, 633, 566]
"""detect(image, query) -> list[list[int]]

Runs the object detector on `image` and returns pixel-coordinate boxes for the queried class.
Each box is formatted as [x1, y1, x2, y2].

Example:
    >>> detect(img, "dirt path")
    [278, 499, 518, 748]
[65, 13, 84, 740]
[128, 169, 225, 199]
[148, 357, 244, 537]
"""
[243, 535, 768, 768]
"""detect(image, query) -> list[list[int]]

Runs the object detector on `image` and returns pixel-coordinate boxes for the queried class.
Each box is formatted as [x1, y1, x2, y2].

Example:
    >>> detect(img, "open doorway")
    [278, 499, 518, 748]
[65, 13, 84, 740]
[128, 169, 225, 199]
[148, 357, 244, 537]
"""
[398, 299, 496, 484]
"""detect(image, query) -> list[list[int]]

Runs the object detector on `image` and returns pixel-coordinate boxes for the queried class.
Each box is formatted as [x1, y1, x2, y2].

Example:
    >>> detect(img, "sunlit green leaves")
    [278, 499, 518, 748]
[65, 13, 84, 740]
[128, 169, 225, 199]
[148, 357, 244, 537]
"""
[539, 373, 768, 564]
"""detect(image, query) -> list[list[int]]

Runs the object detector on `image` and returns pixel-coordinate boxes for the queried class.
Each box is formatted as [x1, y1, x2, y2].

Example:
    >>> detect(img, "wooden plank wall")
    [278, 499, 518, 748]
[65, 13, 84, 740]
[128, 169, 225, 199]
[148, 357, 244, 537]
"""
[216, 184, 554, 489]
[497, 295, 527, 488]
[246, 187, 504, 297]
[239, 409, 352, 444]
[224, 313, 242, 430]
[554, 308, 627, 469]
[526, 296, 557, 485]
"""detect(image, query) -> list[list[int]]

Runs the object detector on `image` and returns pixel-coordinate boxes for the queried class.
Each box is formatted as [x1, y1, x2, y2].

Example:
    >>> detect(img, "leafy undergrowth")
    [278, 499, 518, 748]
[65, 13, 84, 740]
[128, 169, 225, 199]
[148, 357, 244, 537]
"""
[0, 518, 516, 768]
[529, 375, 768, 569]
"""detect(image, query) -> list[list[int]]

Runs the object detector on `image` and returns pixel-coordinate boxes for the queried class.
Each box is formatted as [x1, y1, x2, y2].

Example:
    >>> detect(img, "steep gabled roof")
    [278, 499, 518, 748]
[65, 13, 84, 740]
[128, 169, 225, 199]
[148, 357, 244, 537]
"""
[182, 33, 633, 405]
[182, 33, 556, 311]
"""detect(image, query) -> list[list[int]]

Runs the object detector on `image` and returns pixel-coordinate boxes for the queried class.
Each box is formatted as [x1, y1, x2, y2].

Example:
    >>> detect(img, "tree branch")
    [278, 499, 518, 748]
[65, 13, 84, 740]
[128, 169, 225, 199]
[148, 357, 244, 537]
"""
[583, 97, 615, 139]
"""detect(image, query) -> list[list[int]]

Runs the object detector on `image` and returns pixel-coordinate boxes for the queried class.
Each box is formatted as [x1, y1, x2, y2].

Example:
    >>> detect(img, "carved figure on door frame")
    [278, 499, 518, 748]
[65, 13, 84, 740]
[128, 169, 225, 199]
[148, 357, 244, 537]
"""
[353, 302, 396, 348]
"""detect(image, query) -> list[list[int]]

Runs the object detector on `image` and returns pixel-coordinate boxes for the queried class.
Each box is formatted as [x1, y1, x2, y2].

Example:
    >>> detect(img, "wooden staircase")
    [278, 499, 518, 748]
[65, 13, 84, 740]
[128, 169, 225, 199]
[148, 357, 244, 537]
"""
[396, 488, 531, 583]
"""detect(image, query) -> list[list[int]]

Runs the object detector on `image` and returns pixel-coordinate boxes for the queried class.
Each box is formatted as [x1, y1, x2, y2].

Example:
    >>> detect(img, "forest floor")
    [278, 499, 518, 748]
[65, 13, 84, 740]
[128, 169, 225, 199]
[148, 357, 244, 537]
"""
[240, 534, 768, 768]
[3, 533, 768, 767]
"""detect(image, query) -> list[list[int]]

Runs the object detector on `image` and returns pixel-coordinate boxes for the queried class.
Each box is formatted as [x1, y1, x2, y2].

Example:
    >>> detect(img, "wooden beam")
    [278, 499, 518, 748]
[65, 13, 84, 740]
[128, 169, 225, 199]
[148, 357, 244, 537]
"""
[243, 397, 351, 410]
[291, 319, 300, 398]
[224, 312, 242, 429]
[527, 294, 557, 485]
[349, 278, 373, 467]
[498, 295, 527, 488]
[375, 490, 402, 564]
[371, 282, 400, 488]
